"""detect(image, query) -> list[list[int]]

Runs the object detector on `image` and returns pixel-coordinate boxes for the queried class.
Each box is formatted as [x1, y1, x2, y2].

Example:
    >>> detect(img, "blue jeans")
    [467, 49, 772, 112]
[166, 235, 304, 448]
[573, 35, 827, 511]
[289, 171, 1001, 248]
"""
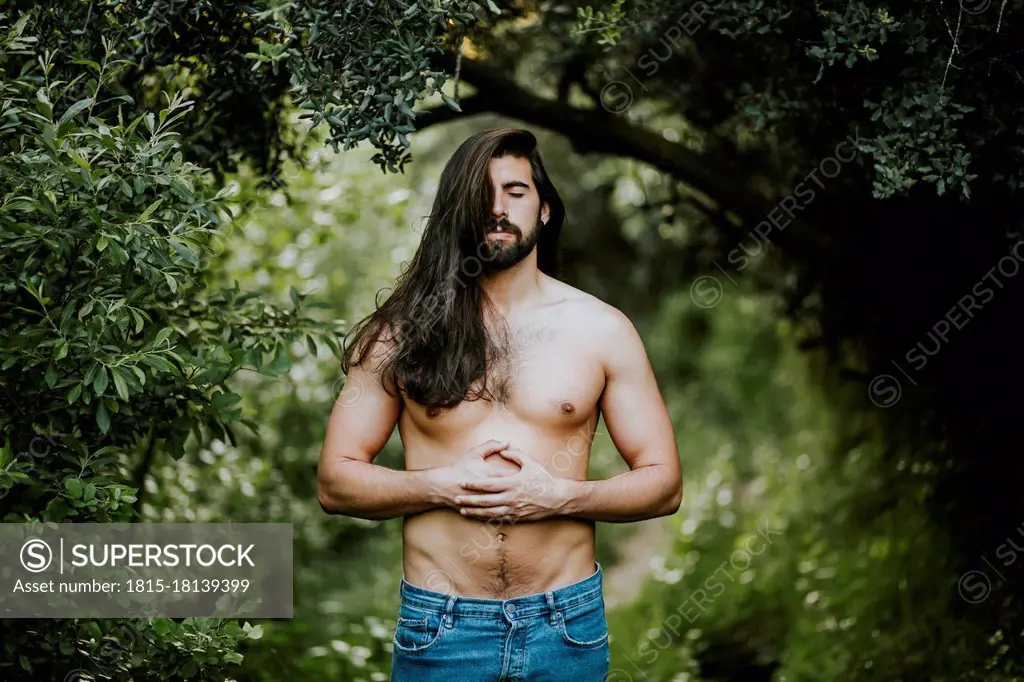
[390, 562, 610, 681]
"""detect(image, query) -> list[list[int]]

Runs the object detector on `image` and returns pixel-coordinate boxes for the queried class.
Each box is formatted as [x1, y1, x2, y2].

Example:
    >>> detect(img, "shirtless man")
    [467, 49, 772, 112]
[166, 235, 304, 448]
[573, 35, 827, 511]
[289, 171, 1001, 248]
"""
[317, 127, 682, 681]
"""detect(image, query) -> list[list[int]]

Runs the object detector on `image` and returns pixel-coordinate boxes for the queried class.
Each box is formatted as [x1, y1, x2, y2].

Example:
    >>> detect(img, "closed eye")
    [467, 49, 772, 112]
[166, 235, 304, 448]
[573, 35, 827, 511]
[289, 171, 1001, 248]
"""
[509, 193, 525, 198]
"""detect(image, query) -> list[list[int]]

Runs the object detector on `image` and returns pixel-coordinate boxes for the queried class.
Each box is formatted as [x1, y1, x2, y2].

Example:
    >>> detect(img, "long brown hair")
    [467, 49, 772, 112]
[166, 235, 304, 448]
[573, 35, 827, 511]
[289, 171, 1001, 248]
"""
[341, 128, 566, 408]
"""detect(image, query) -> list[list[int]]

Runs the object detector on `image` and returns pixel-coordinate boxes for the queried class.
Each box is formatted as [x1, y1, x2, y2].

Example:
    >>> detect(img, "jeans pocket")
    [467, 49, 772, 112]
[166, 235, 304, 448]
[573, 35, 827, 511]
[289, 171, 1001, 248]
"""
[393, 611, 445, 653]
[556, 601, 609, 649]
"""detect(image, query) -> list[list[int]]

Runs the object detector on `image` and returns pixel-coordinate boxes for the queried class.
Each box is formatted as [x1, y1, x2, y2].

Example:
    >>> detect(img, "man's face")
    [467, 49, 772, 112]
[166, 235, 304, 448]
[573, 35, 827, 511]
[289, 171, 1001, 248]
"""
[480, 155, 550, 272]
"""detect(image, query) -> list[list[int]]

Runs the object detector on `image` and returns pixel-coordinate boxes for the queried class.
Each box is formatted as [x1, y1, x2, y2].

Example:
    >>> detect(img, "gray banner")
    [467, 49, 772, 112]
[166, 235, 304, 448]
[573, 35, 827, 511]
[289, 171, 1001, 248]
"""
[0, 523, 292, 618]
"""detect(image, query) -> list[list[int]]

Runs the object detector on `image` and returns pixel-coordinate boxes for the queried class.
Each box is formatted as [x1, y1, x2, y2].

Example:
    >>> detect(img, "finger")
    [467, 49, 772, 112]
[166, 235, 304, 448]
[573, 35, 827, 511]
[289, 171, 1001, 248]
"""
[500, 450, 538, 474]
[461, 506, 512, 519]
[460, 478, 514, 492]
[472, 439, 510, 458]
[455, 493, 512, 507]
[497, 449, 525, 465]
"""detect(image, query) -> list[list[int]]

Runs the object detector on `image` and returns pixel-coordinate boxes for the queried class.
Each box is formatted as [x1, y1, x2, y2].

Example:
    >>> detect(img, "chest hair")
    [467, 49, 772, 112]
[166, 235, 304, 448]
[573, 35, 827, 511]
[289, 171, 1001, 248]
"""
[483, 324, 555, 407]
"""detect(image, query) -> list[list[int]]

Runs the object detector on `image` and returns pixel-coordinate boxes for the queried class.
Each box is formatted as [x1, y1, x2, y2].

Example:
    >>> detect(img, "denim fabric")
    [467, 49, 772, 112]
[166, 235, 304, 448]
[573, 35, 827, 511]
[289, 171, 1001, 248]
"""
[389, 562, 610, 682]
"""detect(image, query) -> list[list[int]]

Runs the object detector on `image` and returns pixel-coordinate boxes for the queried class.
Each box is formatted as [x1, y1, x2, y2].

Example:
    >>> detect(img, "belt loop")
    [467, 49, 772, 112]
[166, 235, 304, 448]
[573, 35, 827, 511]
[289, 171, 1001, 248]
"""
[544, 591, 559, 625]
[443, 595, 457, 628]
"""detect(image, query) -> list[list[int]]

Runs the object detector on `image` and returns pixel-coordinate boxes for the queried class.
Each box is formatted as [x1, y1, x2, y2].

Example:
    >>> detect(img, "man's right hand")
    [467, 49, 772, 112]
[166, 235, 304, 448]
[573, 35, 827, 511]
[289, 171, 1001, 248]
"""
[426, 439, 517, 511]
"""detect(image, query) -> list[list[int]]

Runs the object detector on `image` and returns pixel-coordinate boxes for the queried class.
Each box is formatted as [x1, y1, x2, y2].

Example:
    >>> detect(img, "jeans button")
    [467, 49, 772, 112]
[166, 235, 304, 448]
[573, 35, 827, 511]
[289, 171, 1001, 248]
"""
[505, 603, 516, 614]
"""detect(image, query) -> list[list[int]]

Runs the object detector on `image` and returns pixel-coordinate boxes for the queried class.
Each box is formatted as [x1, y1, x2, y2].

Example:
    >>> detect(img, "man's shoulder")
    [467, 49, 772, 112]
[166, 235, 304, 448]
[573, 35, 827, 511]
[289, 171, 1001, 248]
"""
[546, 280, 635, 338]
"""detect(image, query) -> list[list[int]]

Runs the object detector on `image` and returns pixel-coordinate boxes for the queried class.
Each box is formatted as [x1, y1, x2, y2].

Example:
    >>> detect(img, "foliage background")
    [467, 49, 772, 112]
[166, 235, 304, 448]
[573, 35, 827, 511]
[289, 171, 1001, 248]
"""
[2, 1, 1023, 680]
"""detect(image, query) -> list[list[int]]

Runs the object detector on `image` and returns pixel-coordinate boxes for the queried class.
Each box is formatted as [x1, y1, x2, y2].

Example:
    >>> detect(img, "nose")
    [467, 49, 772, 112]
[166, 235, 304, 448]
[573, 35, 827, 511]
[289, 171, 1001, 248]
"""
[491, 193, 507, 220]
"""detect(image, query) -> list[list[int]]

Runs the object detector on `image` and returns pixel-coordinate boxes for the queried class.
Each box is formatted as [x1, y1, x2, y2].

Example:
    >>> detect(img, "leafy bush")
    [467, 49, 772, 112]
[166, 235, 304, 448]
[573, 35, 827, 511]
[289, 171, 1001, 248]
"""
[0, 13, 334, 681]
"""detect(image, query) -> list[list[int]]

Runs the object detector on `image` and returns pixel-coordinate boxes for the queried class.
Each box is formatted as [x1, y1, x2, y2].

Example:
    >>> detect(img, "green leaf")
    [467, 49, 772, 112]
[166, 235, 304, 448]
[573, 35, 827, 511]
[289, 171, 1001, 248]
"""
[93, 366, 109, 395]
[84, 362, 98, 386]
[322, 334, 340, 358]
[67, 384, 83, 405]
[43, 497, 69, 522]
[154, 327, 174, 346]
[212, 392, 242, 408]
[139, 197, 164, 222]
[112, 367, 129, 401]
[441, 92, 462, 113]
[58, 98, 94, 125]
[131, 310, 144, 335]
[78, 300, 95, 320]
[64, 478, 83, 499]
[264, 347, 293, 376]
[140, 354, 175, 373]
[72, 59, 102, 72]
[247, 624, 264, 640]
[96, 401, 111, 434]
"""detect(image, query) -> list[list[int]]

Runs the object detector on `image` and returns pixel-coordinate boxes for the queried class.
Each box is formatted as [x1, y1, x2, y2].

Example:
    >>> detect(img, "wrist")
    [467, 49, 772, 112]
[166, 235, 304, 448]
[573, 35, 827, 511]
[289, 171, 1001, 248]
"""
[416, 466, 456, 509]
[561, 479, 592, 516]
[413, 467, 443, 507]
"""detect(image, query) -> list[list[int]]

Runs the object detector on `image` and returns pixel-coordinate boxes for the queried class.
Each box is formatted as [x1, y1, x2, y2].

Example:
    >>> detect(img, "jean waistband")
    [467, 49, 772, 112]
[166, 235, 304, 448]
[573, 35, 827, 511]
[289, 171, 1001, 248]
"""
[399, 561, 604, 619]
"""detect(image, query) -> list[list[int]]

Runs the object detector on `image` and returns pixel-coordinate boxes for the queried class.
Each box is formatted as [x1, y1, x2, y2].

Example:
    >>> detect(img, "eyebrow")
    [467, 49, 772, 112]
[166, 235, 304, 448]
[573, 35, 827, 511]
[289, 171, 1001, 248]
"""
[501, 181, 530, 190]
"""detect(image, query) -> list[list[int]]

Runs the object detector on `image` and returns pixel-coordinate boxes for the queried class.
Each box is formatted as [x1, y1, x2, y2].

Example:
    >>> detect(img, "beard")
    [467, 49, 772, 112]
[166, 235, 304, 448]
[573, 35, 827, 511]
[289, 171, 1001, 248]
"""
[479, 216, 544, 273]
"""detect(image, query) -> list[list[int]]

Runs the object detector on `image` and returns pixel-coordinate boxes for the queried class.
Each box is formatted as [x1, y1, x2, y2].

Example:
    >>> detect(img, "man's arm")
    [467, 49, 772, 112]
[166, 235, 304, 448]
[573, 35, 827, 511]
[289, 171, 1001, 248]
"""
[563, 307, 682, 522]
[316, 336, 446, 520]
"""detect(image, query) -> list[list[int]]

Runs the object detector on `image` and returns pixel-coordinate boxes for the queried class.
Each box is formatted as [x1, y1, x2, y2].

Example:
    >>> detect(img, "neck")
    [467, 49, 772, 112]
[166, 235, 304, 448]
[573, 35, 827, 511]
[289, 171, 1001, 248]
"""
[480, 252, 542, 317]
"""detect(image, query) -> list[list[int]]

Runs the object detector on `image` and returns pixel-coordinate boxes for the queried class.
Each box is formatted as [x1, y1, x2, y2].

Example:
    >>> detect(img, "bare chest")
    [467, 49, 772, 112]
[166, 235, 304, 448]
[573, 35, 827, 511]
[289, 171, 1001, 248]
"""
[404, 323, 605, 433]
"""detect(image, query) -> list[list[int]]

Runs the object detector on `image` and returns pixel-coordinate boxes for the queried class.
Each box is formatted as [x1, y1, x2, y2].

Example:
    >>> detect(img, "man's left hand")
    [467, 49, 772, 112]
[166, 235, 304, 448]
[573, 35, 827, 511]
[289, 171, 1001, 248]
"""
[455, 448, 576, 522]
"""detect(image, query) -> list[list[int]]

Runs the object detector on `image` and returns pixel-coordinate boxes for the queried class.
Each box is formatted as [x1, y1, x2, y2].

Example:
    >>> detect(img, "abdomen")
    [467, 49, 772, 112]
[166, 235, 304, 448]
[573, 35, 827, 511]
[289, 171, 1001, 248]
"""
[402, 510, 595, 599]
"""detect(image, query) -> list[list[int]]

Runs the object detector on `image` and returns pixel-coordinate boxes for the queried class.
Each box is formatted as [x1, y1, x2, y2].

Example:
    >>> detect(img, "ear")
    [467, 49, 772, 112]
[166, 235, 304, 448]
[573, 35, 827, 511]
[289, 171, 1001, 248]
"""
[540, 201, 550, 225]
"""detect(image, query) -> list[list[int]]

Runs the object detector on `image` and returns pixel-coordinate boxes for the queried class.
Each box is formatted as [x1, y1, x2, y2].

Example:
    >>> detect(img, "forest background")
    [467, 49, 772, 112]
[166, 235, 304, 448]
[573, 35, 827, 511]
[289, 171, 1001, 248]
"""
[2, 1, 1023, 680]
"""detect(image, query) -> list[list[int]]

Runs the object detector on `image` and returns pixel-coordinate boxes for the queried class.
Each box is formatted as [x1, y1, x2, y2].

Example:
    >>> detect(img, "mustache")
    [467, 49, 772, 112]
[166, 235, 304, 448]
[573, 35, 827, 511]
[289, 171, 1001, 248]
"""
[486, 219, 521, 235]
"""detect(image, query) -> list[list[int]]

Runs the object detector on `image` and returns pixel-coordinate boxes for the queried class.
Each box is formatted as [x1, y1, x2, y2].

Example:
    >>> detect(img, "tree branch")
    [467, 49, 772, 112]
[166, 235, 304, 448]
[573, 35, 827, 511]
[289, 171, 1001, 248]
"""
[413, 94, 489, 129]
[420, 52, 767, 223]
[132, 425, 157, 518]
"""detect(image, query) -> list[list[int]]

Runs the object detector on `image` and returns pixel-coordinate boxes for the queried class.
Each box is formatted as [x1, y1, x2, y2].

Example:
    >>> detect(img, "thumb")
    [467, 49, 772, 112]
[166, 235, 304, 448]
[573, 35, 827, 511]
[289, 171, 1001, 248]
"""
[473, 439, 509, 458]
[497, 448, 524, 465]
